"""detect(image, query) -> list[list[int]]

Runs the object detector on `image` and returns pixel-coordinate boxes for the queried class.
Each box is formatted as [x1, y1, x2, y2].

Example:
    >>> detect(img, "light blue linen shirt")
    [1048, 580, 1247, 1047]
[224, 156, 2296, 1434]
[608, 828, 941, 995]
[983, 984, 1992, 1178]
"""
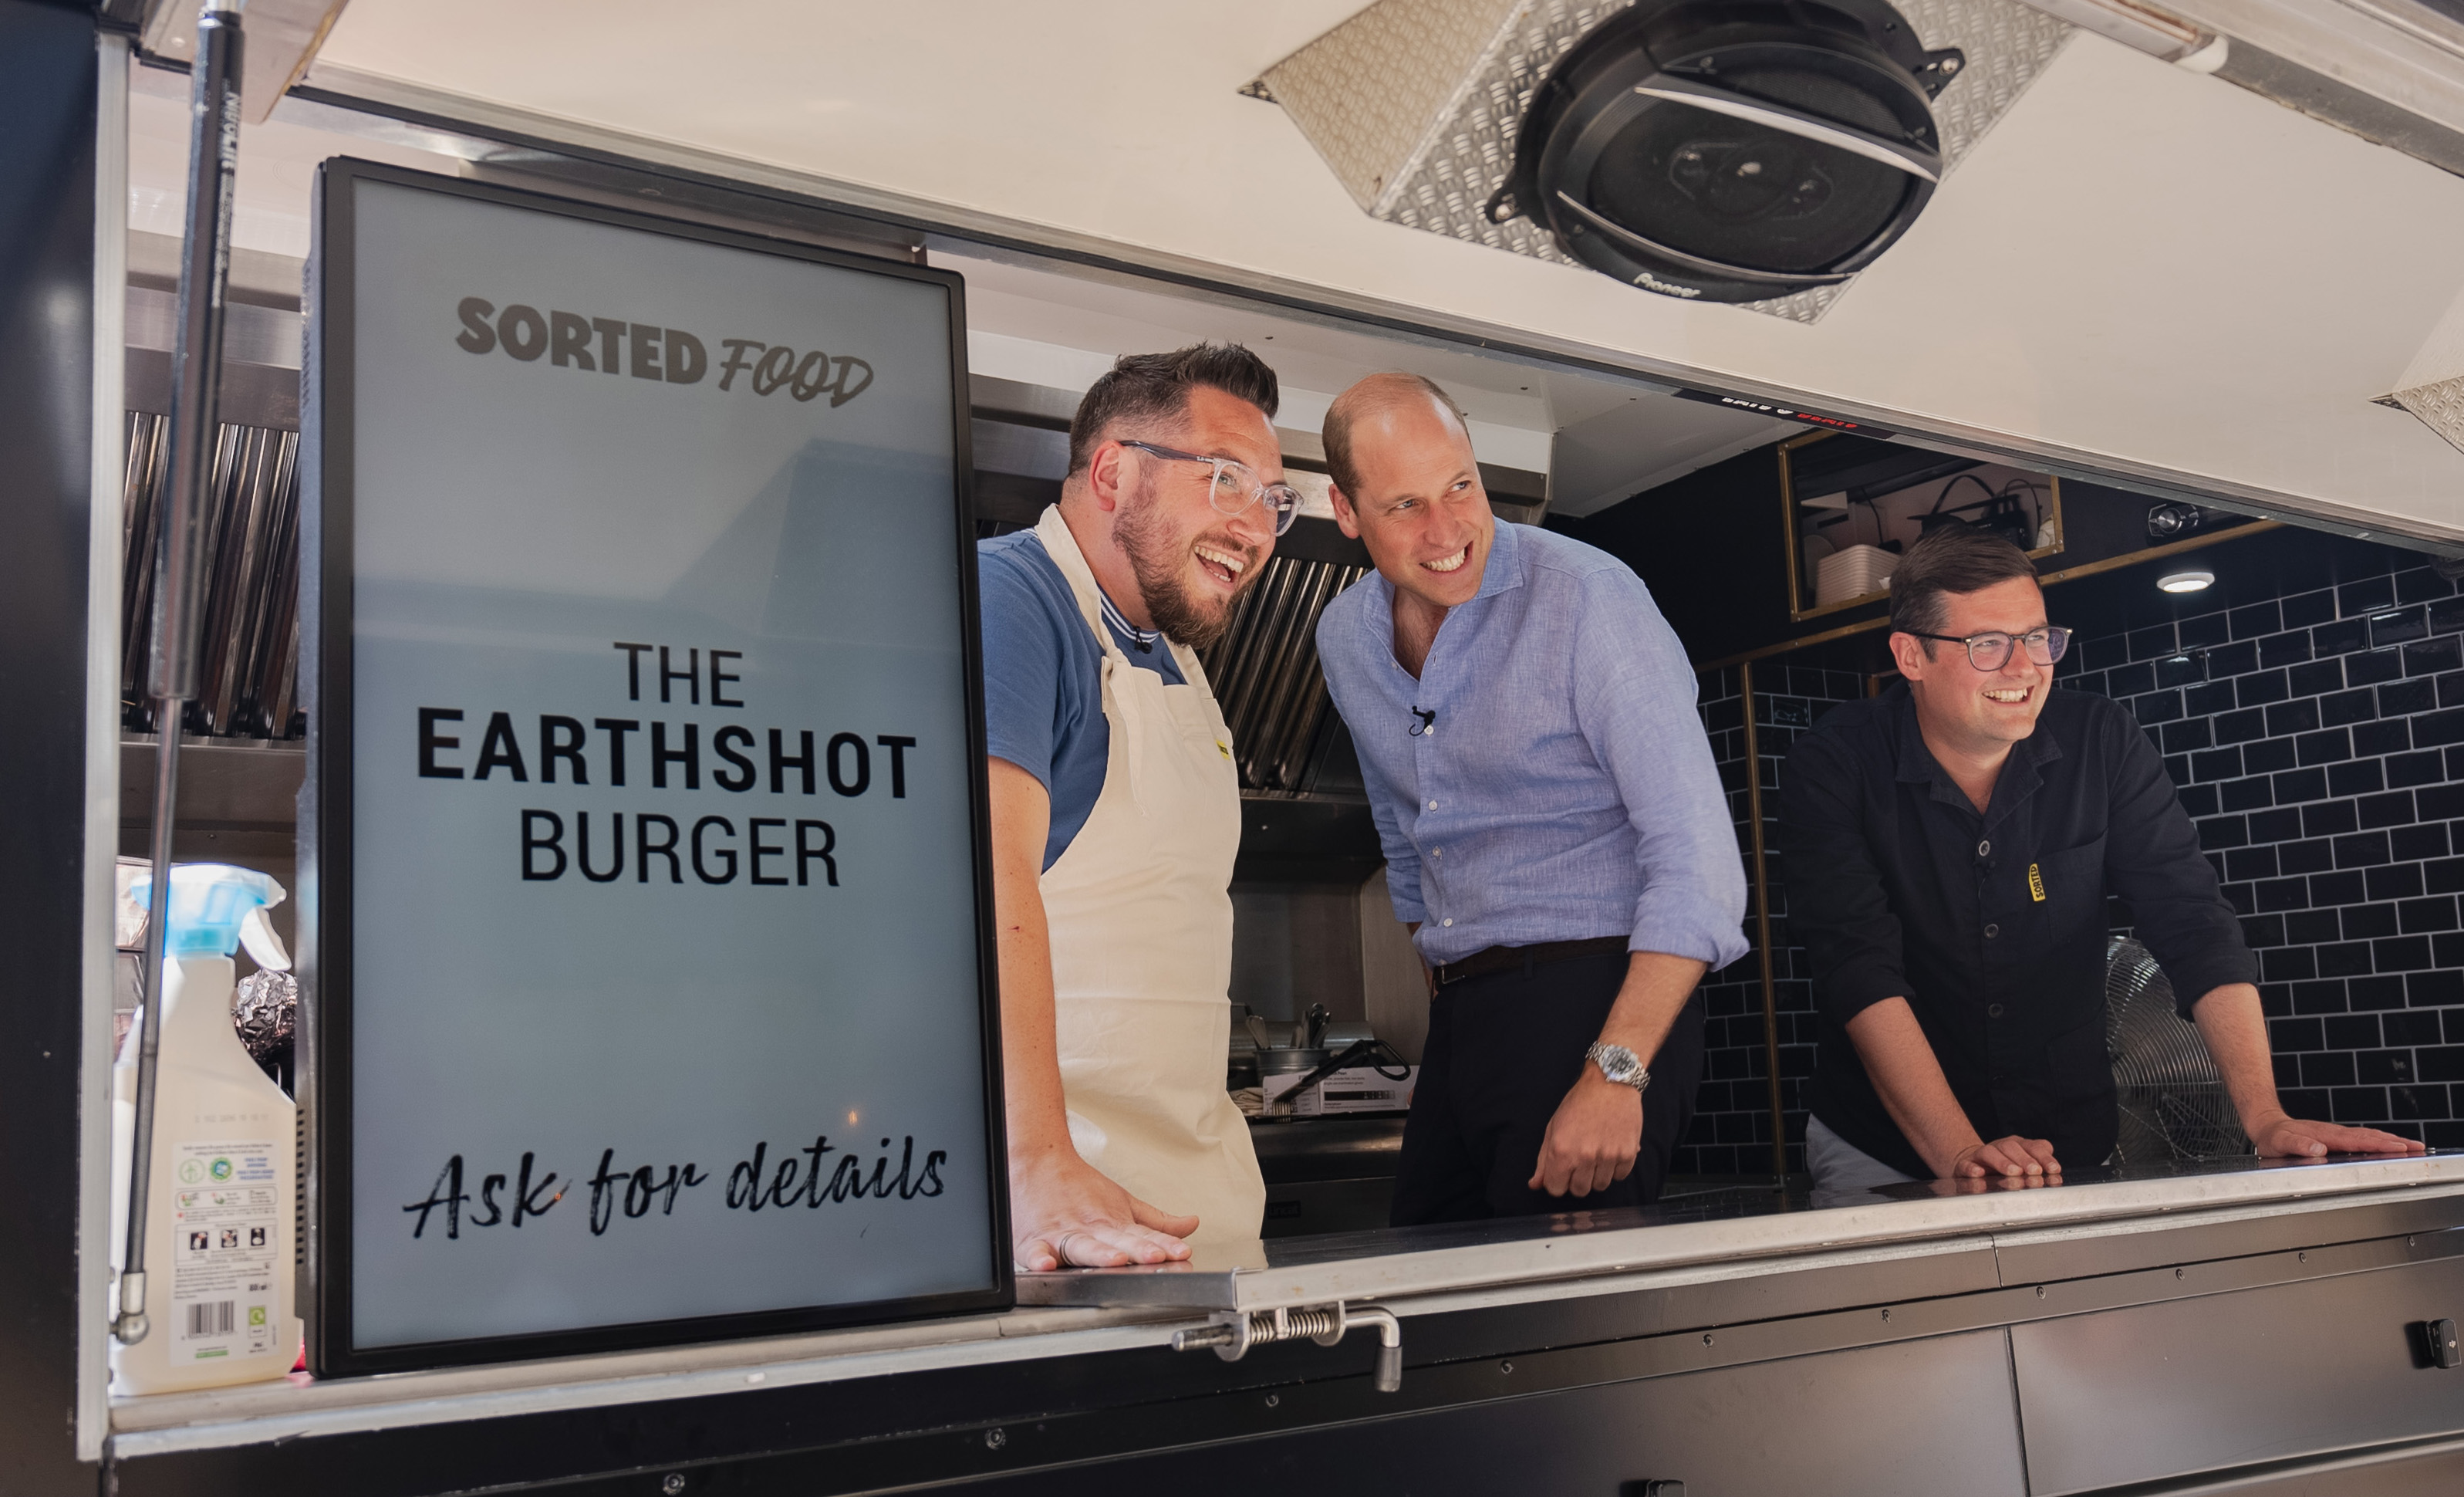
[1315, 519, 1750, 970]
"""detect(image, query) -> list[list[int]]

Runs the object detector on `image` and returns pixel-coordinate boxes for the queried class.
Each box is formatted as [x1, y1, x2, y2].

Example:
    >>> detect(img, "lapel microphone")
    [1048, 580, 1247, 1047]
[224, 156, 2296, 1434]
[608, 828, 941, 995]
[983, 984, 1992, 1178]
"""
[1409, 706, 1436, 735]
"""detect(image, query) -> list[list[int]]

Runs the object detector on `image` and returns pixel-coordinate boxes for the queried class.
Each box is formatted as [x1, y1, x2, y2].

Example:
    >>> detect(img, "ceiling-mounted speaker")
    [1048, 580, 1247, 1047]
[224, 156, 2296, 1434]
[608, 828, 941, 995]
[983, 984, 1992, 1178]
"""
[1251, 0, 2072, 321]
[1486, 0, 1962, 302]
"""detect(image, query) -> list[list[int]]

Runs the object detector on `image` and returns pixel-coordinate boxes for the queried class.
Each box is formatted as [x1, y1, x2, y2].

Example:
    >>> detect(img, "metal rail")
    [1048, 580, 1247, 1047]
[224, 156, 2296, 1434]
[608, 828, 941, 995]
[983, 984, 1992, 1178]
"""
[1737, 661, 1788, 1182]
[117, 0, 245, 1348]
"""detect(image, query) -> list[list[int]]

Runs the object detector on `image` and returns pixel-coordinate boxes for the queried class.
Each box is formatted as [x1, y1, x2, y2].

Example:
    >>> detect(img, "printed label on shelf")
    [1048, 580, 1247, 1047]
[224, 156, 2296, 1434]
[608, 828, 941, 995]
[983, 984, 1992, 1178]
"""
[1260, 1066, 1418, 1117]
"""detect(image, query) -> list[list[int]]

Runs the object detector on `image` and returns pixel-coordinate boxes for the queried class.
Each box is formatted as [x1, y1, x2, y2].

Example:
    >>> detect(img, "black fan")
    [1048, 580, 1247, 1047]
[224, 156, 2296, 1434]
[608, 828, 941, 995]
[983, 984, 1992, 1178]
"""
[1489, 0, 1963, 303]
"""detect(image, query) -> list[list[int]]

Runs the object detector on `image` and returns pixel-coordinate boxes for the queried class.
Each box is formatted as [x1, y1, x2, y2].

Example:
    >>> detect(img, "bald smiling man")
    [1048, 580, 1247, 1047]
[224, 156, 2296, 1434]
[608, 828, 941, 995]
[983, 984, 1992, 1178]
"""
[1315, 373, 1747, 1223]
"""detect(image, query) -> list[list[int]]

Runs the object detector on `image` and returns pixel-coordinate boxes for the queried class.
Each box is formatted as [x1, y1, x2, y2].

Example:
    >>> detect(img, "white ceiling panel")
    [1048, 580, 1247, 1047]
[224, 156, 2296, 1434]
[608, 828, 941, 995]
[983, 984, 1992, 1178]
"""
[292, 2, 2464, 539]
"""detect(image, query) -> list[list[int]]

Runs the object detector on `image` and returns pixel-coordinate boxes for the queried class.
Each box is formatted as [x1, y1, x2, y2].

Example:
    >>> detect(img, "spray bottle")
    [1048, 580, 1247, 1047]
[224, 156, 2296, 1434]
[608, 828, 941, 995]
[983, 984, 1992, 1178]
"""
[110, 863, 302, 1394]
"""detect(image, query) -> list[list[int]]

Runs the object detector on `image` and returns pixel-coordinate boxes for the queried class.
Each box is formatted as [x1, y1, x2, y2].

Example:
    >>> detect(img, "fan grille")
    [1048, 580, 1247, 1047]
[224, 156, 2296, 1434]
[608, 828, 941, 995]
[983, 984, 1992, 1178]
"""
[2105, 936, 2251, 1164]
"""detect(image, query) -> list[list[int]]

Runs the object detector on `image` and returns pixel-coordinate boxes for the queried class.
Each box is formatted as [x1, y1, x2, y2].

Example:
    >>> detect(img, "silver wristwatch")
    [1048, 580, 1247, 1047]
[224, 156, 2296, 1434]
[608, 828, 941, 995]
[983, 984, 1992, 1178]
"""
[1585, 1042, 1651, 1093]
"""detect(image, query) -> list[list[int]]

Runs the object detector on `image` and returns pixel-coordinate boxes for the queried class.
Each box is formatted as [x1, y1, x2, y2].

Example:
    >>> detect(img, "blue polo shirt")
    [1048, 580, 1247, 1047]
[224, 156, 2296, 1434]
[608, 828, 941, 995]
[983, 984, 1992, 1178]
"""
[978, 527, 1184, 870]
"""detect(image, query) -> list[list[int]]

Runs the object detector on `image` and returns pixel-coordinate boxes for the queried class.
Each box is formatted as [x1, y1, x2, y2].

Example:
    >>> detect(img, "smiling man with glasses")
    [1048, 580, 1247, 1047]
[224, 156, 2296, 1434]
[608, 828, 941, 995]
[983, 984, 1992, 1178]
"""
[1782, 525, 2420, 1203]
[977, 344, 1291, 1272]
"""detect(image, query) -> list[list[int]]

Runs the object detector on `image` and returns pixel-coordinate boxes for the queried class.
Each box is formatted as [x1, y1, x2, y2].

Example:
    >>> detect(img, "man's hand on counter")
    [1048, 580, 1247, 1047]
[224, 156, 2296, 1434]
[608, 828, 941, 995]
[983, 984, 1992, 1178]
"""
[2193, 985, 2427, 1162]
[1947, 1135, 2061, 1180]
[1010, 1149, 1200, 1272]
[1939, 1169, 2066, 1195]
[2244, 1110, 2427, 1161]
[1848, 999, 2062, 1180]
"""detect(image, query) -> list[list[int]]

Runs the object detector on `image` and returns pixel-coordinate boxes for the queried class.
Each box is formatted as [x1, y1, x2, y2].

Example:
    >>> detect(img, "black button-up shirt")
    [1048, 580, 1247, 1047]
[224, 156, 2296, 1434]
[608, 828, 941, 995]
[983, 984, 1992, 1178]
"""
[1780, 684, 2256, 1178]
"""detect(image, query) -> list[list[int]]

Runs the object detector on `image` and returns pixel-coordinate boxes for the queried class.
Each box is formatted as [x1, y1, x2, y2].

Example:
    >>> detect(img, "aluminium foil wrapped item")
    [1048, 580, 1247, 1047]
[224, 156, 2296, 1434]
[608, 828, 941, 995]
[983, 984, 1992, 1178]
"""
[232, 967, 298, 1080]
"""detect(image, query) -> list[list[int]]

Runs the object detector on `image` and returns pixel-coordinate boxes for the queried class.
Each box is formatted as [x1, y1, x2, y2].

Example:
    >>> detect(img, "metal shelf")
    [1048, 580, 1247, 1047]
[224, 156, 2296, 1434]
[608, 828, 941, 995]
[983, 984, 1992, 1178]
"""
[118, 734, 302, 831]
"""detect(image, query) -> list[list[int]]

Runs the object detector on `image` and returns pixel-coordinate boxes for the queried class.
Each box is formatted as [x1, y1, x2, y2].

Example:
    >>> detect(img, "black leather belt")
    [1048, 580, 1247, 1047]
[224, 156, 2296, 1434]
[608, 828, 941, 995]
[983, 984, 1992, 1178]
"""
[1430, 936, 1629, 988]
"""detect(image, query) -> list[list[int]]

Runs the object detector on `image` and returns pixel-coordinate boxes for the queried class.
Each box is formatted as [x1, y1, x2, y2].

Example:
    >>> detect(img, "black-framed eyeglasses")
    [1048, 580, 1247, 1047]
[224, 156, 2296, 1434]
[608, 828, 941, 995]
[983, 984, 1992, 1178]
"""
[1907, 627, 2071, 671]
[1115, 438, 1302, 536]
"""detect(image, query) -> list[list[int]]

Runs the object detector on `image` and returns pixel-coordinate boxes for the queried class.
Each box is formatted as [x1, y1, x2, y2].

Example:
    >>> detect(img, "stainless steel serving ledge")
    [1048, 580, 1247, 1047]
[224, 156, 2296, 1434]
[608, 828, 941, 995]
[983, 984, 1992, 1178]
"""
[106, 1305, 1197, 1458]
[107, 1153, 2464, 1461]
[1018, 1152, 2464, 1311]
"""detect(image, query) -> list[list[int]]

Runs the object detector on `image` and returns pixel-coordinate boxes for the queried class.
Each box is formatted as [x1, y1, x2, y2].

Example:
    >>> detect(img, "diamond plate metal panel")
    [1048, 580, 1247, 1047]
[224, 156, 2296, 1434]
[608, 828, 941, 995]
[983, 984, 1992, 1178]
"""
[1385, 0, 1629, 261]
[1901, 0, 2074, 165]
[1260, 0, 2075, 320]
[1262, 0, 1527, 213]
[2394, 374, 2464, 456]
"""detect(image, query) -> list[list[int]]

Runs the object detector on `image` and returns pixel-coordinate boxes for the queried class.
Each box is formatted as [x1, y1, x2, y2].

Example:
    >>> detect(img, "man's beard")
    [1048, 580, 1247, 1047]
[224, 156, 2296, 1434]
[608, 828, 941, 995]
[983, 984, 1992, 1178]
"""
[1112, 482, 1257, 650]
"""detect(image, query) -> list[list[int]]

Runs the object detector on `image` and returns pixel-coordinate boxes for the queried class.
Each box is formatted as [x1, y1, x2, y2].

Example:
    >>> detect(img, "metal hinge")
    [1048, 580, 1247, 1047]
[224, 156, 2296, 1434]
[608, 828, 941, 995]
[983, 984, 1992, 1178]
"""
[1171, 1301, 1402, 1392]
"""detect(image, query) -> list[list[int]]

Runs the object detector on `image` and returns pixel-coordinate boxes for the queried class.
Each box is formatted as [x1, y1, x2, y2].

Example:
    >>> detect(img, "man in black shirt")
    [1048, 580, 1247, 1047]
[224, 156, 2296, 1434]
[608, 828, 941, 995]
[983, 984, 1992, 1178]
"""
[1782, 525, 2421, 1195]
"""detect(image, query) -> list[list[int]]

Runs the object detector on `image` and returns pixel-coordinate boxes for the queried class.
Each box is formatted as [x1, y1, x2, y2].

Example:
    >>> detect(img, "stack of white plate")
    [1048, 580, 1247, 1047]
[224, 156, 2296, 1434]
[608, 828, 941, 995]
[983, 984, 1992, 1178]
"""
[1816, 543, 1895, 607]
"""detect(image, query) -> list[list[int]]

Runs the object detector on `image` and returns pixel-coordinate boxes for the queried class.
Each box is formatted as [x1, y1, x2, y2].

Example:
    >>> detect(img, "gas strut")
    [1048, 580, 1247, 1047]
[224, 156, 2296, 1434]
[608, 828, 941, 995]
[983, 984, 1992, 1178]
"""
[116, 0, 246, 1349]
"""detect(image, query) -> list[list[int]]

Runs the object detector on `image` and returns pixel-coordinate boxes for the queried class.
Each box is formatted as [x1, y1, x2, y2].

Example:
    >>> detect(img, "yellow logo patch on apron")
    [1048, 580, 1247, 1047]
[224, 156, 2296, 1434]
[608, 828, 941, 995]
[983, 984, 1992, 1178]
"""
[2027, 863, 2046, 902]
[1217, 739, 1232, 759]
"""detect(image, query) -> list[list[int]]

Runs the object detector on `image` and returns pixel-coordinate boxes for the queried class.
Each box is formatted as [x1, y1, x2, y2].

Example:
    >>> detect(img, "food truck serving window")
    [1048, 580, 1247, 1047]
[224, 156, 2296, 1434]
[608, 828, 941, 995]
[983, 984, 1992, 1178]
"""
[302, 161, 1004, 1374]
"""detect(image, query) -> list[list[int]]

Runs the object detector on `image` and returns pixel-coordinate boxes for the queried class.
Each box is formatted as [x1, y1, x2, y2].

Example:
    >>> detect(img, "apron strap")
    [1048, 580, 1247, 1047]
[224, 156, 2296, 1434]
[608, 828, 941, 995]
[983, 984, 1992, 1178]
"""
[1034, 507, 1127, 666]
[1035, 505, 1220, 689]
[1035, 505, 1153, 805]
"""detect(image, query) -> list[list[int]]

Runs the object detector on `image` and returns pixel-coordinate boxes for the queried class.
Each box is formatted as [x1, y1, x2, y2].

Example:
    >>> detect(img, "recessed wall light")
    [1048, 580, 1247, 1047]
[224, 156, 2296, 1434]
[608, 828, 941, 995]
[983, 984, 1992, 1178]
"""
[2158, 570, 2216, 593]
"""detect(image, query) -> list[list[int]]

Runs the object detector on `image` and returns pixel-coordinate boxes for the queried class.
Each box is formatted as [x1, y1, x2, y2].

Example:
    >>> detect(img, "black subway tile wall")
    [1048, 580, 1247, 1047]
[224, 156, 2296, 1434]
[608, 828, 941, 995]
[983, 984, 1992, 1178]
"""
[1679, 546, 2464, 1179]
[2058, 557, 2464, 1146]
[1685, 663, 1865, 1176]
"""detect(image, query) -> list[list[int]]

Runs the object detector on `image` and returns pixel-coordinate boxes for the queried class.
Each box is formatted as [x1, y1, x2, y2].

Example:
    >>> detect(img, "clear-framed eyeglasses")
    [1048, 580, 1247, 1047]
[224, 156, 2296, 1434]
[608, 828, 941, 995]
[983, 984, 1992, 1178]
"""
[1907, 626, 2072, 671]
[1115, 438, 1301, 536]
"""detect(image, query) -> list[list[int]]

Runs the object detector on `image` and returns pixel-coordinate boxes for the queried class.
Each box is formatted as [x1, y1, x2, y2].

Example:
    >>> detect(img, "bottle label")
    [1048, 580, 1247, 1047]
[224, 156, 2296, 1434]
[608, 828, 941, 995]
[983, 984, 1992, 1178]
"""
[170, 1140, 280, 1362]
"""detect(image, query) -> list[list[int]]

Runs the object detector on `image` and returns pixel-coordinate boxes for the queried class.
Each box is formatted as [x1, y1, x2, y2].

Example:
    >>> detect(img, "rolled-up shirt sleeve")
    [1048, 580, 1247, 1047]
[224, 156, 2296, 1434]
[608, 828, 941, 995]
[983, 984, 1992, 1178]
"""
[1573, 571, 1750, 971]
[1780, 732, 1913, 1027]
[2099, 714, 2258, 1015]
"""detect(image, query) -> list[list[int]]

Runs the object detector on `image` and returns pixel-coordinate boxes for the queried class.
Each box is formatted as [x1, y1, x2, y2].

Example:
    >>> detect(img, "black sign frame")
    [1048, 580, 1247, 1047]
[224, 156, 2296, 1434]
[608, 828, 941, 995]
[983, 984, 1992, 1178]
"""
[299, 158, 1009, 1377]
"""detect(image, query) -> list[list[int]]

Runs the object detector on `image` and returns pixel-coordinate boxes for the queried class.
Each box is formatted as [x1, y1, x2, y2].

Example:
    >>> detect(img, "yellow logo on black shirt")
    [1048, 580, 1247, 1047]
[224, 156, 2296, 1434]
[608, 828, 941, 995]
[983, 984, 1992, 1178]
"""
[2027, 863, 2046, 902]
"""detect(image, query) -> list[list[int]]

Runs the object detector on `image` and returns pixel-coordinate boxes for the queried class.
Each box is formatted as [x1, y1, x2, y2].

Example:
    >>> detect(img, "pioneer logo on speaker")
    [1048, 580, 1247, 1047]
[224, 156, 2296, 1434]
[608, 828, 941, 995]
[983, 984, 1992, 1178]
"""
[1632, 269, 1703, 299]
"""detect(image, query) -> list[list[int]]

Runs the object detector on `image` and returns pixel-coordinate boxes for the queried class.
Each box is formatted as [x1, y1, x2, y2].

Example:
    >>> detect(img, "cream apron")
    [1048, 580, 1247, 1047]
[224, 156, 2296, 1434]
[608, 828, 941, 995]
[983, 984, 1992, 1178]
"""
[1032, 507, 1264, 1254]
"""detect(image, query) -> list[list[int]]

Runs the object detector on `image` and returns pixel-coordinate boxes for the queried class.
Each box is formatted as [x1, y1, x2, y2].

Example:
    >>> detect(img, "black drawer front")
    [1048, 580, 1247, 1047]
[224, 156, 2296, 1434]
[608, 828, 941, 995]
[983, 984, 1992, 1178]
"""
[955, 1330, 2026, 1497]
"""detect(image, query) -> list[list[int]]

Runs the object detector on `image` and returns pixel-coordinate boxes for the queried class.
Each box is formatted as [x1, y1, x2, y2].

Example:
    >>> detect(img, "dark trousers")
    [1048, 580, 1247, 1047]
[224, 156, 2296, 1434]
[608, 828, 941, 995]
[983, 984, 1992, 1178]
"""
[1390, 951, 1705, 1225]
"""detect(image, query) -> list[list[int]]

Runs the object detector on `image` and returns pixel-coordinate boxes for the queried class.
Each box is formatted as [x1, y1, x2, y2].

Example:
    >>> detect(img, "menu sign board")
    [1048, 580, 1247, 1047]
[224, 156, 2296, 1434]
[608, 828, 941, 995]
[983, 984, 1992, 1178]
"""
[302, 161, 1004, 1372]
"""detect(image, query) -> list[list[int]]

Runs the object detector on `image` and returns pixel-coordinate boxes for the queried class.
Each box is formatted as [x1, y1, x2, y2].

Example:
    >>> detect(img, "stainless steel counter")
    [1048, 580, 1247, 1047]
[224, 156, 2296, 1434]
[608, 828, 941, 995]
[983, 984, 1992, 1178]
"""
[1021, 1151, 2464, 1310]
[106, 1152, 2464, 1495]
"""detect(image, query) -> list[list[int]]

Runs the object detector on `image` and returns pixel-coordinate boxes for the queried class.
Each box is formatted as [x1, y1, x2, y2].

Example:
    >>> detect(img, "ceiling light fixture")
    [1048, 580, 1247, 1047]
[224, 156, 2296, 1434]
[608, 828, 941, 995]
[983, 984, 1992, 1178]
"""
[2158, 570, 2216, 593]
